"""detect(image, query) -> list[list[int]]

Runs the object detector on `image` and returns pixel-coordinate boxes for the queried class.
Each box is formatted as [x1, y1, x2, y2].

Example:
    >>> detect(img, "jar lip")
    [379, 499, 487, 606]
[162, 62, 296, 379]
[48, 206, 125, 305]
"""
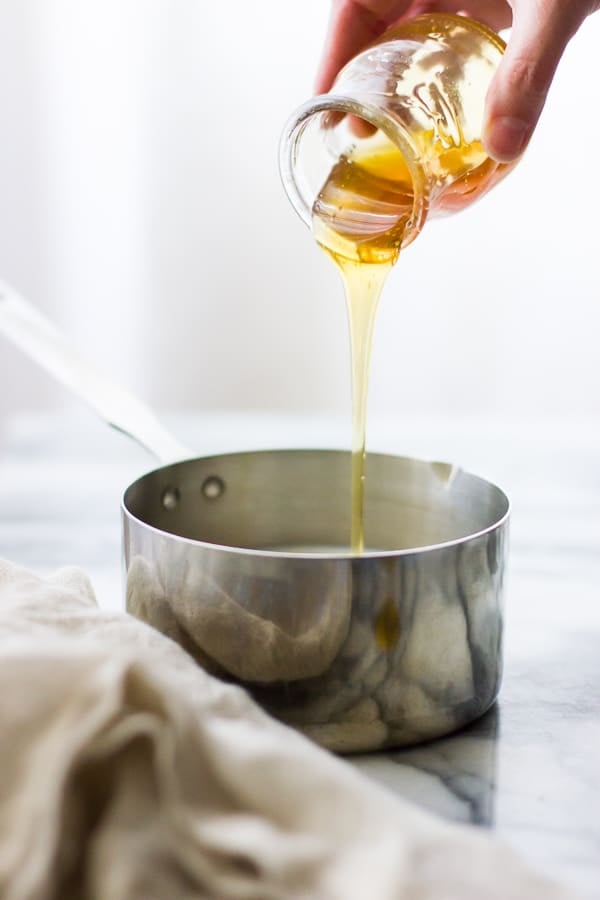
[279, 95, 428, 250]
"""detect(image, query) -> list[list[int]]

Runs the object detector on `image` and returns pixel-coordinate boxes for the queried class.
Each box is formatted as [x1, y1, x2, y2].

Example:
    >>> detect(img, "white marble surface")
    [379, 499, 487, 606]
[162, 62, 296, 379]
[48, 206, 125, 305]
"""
[1, 409, 599, 898]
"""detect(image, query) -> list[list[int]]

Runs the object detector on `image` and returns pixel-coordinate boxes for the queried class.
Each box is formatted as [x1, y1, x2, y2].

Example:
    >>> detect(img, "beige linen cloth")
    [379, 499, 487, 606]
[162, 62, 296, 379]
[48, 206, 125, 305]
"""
[0, 559, 575, 900]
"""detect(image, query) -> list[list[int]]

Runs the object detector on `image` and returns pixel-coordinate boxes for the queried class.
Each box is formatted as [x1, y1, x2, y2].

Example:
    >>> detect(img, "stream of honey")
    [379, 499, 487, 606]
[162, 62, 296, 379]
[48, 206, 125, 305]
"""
[312, 137, 413, 553]
[312, 130, 503, 553]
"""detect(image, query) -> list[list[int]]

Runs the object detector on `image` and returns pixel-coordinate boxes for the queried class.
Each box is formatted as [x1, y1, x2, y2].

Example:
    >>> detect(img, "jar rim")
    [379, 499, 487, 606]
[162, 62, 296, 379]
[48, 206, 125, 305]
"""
[278, 95, 428, 250]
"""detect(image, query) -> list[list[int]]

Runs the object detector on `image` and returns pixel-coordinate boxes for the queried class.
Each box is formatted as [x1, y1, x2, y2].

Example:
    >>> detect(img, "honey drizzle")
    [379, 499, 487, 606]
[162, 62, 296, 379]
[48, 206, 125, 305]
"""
[311, 130, 501, 553]
[321, 251, 391, 553]
[312, 143, 412, 553]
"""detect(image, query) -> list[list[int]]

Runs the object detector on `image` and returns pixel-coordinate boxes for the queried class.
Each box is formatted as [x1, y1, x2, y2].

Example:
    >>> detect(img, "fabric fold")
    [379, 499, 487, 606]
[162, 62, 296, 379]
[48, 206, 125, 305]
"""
[0, 560, 575, 900]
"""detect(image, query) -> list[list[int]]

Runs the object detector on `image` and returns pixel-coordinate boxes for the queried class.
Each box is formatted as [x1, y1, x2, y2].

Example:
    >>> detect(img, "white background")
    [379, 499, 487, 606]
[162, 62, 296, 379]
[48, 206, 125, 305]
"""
[0, 0, 598, 434]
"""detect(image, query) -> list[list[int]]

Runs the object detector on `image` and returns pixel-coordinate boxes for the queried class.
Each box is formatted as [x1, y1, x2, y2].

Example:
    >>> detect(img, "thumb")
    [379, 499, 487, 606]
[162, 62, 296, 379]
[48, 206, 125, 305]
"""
[483, 0, 584, 162]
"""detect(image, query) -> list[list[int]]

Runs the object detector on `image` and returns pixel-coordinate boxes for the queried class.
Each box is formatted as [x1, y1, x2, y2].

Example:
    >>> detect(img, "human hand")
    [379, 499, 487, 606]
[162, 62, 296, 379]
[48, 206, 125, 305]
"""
[315, 1, 600, 162]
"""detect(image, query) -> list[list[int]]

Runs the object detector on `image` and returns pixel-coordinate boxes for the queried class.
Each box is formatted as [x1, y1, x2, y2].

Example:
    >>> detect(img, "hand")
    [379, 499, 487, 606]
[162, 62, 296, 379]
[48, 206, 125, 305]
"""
[315, 1, 600, 162]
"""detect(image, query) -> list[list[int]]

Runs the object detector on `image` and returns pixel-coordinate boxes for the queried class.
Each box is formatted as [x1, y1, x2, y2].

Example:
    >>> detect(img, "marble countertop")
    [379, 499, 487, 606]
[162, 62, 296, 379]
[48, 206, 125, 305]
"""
[1, 409, 599, 898]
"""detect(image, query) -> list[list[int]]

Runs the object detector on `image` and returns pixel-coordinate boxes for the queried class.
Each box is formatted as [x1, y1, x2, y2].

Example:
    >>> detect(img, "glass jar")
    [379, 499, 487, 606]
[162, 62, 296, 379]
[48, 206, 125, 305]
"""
[279, 13, 519, 249]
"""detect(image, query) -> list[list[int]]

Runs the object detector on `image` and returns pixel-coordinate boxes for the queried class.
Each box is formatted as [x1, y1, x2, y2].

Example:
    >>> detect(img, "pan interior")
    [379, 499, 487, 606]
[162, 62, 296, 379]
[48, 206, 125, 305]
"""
[122, 450, 509, 553]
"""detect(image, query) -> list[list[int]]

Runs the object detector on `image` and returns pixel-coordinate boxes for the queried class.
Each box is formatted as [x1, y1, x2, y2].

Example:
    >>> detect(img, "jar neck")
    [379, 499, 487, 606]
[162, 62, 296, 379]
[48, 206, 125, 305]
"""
[279, 95, 429, 250]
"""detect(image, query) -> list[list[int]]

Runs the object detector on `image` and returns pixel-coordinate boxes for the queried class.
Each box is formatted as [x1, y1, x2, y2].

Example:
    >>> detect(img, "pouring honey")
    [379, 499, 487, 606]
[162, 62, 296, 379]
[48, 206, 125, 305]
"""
[280, 13, 519, 553]
[312, 138, 412, 552]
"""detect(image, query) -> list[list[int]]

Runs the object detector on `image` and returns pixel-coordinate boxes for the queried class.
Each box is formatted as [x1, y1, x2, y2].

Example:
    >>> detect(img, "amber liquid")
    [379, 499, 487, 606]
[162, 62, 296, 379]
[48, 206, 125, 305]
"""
[312, 141, 413, 553]
[312, 132, 503, 554]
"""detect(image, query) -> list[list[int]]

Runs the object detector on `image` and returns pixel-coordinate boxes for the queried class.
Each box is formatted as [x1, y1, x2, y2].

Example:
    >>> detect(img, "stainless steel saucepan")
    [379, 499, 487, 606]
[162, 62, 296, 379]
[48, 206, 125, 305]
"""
[0, 281, 509, 753]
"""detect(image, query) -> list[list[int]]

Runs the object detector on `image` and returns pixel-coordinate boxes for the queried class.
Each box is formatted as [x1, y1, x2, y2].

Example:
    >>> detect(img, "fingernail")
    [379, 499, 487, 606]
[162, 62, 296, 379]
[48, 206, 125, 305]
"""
[484, 117, 530, 162]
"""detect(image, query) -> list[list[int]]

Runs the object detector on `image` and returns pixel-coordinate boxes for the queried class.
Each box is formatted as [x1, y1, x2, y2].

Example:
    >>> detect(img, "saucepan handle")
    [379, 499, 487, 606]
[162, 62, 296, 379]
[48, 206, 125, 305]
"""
[0, 280, 191, 464]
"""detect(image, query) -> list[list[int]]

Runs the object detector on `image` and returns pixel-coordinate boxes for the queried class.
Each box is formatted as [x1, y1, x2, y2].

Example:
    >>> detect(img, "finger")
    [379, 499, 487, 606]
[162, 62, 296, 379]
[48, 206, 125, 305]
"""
[315, 0, 414, 93]
[483, 0, 588, 161]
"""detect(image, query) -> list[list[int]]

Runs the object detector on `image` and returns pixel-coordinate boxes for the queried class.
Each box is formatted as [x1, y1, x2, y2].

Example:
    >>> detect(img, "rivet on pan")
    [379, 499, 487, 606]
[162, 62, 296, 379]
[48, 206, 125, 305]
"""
[161, 486, 180, 511]
[202, 475, 225, 501]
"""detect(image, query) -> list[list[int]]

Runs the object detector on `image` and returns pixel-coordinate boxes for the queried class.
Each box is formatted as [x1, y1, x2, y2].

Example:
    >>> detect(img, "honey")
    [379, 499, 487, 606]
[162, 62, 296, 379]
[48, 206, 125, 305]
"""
[312, 129, 503, 552]
[312, 137, 412, 553]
